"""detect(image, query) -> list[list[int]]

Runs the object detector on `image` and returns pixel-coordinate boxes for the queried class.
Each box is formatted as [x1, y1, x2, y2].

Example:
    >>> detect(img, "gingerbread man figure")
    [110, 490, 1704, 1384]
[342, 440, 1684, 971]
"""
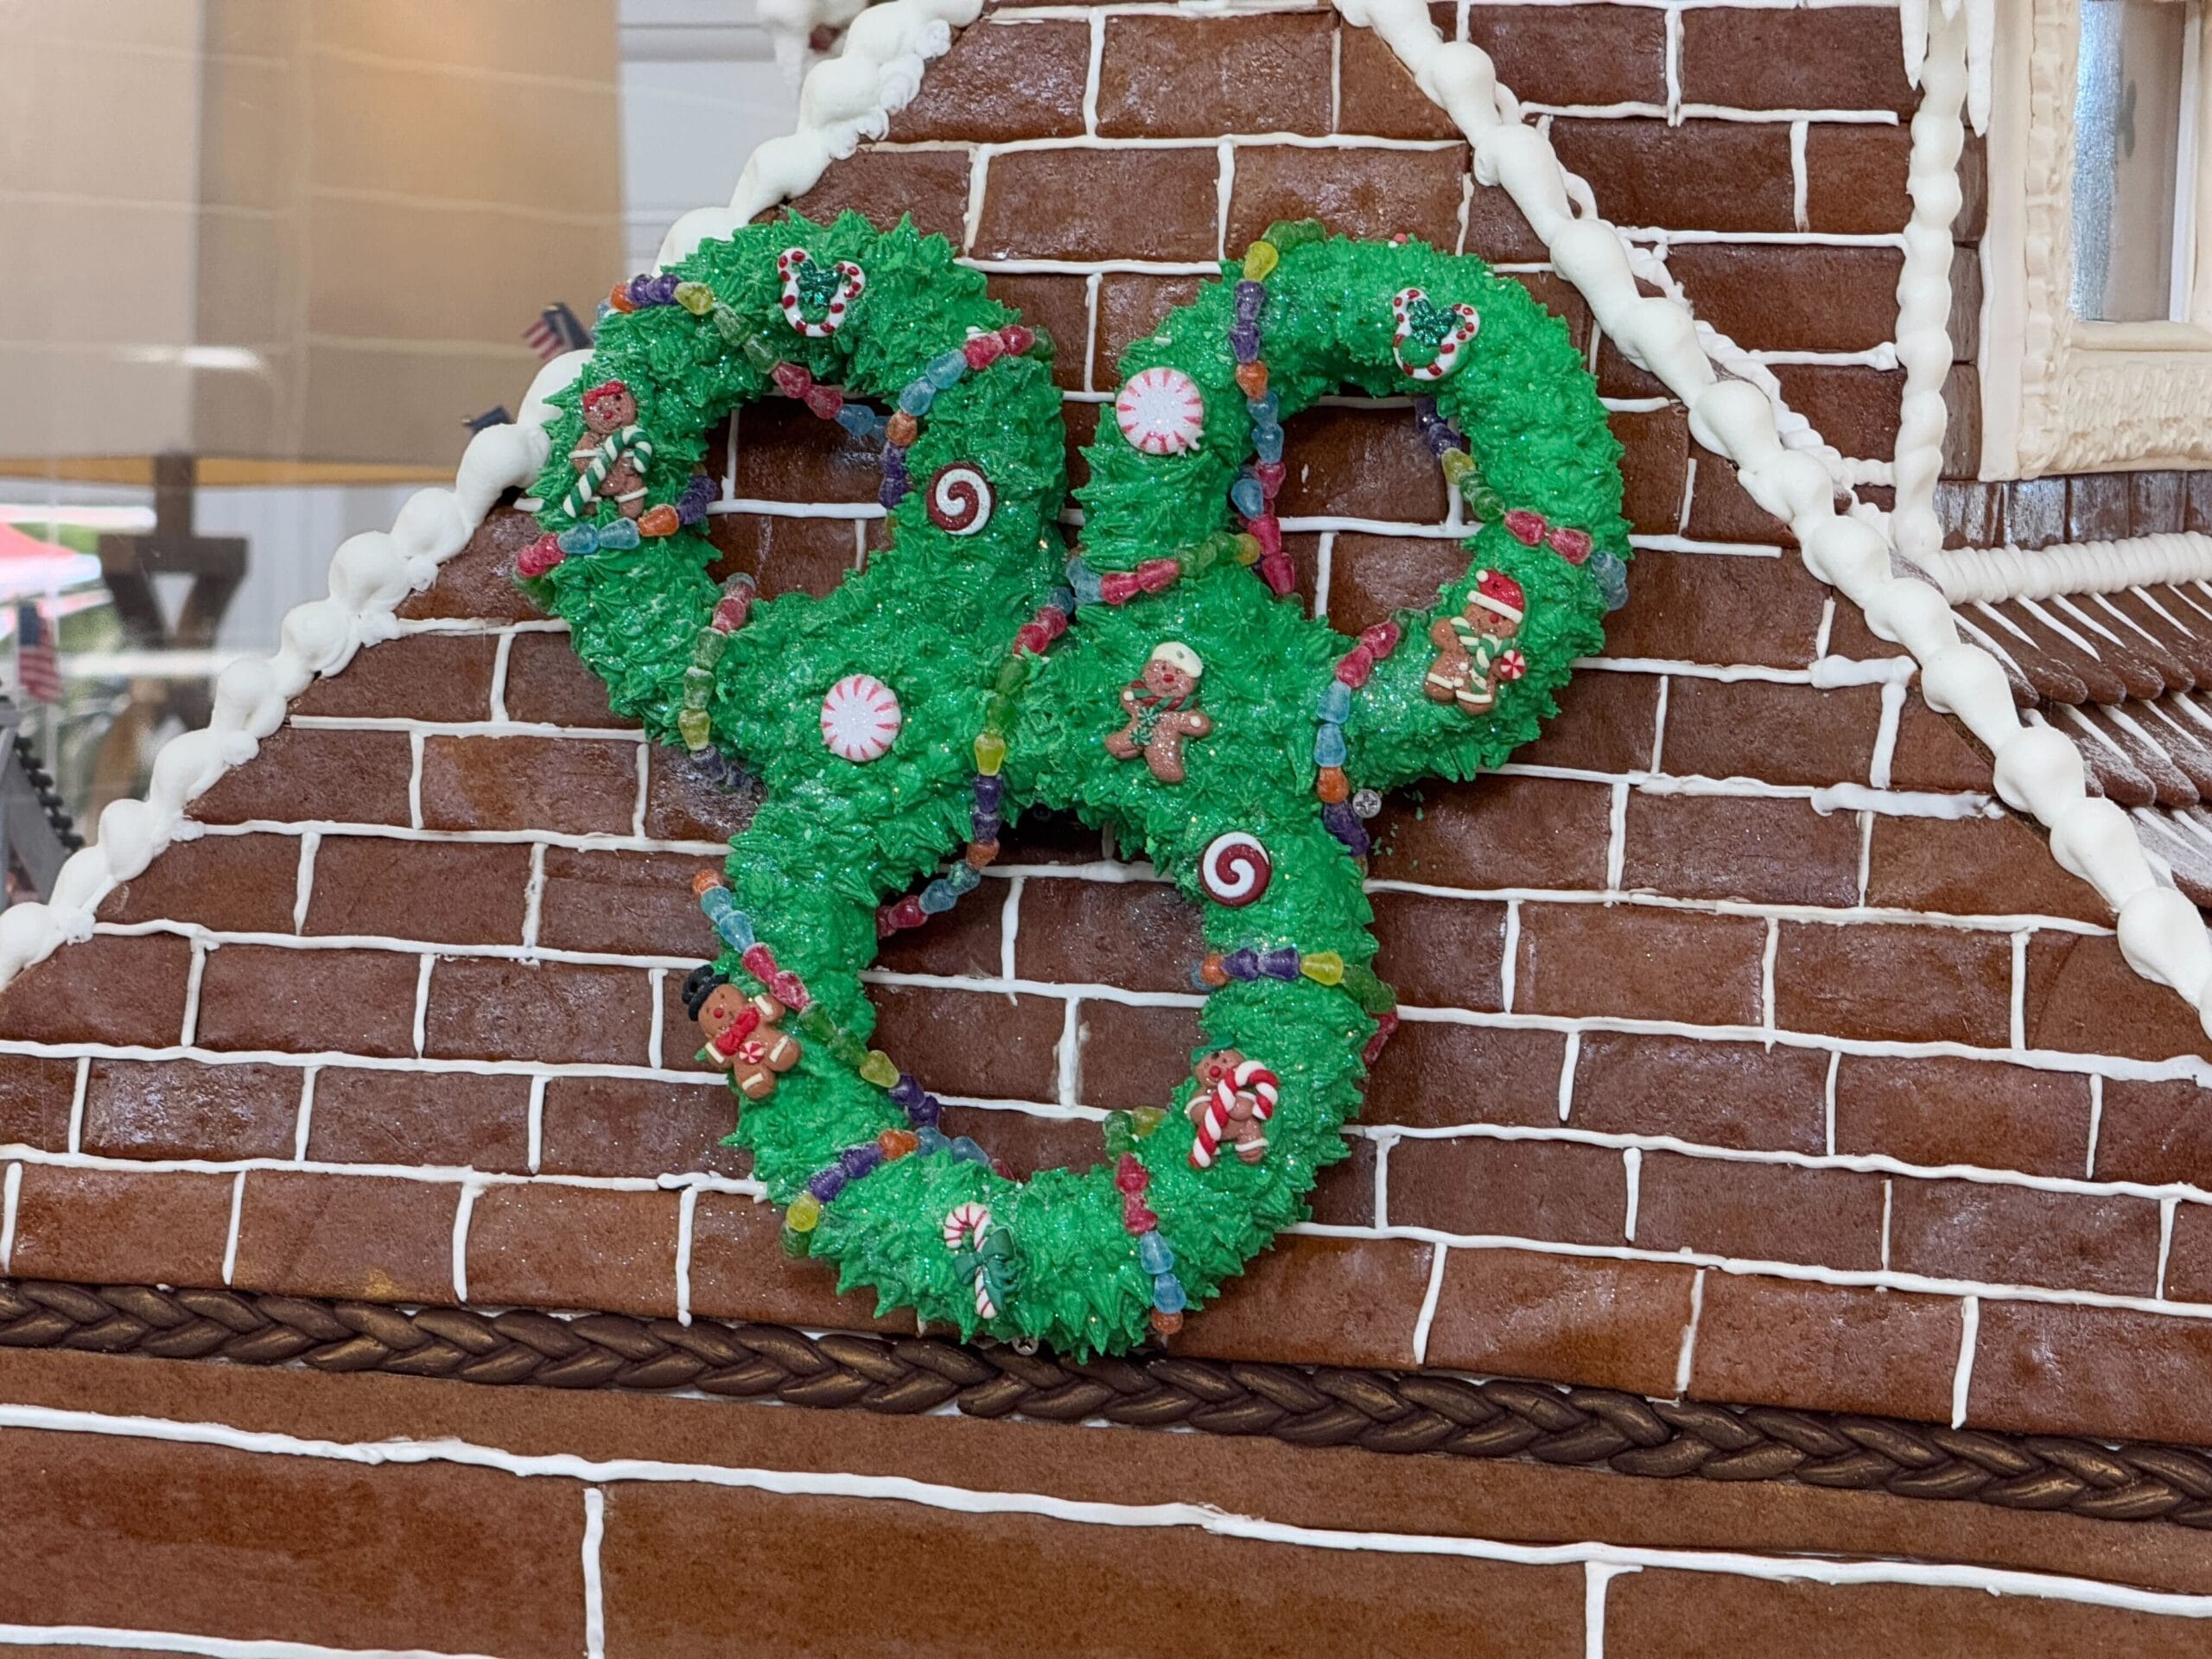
[1105, 641, 1214, 784]
[684, 969, 801, 1100]
[1185, 1048, 1269, 1164]
[1424, 568, 1528, 716]
[572, 379, 649, 519]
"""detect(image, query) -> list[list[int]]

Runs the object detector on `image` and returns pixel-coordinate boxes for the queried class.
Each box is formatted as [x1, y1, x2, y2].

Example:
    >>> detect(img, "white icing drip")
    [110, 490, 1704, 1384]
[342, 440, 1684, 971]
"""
[1901, 0, 1997, 133]
[0, 1625, 496, 1659]
[658, 0, 985, 270]
[1673, 1268, 1706, 1397]
[1338, 0, 2212, 1041]
[582, 1488, 607, 1659]
[1950, 1294, 1980, 1427]
[1919, 533, 2212, 604]
[0, 354, 582, 991]
[1891, 5, 1967, 564]
[1408, 1243, 1448, 1365]
[0, 1162, 18, 1274]
[5, 1402, 2212, 1615]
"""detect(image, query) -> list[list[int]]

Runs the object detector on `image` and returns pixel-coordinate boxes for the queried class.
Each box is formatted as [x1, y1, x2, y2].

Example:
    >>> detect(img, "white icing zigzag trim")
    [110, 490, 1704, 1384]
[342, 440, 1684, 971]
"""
[1916, 532, 2212, 606]
[1890, 9, 1967, 567]
[1340, 0, 2212, 1040]
[655, 0, 984, 271]
[0, 355, 584, 988]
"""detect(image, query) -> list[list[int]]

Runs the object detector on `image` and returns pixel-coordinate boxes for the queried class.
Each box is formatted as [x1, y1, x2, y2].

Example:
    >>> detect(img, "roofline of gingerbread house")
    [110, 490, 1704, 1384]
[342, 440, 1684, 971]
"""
[7, 0, 2212, 1058]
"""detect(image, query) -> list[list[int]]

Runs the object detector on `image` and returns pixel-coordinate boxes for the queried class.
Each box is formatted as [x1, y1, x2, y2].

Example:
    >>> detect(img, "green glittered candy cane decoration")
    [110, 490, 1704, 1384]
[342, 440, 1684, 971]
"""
[524, 221, 1626, 1359]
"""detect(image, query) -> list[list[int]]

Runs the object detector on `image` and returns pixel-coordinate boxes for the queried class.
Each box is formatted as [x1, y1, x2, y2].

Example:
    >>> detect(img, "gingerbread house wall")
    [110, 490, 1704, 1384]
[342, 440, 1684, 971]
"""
[6, 0, 2212, 1447]
[3, 3, 2212, 1650]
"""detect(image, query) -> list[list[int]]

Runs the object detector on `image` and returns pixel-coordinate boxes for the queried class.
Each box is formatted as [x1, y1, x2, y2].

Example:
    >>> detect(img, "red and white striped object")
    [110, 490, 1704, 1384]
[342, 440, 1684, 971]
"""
[1188, 1059, 1280, 1170]
[1114, 365, 1206, 456]
[777, 247, 865, 338]
[942, 1202, 991, 1251]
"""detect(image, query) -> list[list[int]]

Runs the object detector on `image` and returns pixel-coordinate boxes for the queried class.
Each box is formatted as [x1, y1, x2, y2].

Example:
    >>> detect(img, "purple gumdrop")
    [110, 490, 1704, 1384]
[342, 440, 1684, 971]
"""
[1223, 947, 1261, 981]
[808, 1166, 849, 1203]
[973, 773, 1005, 811]
[909, 1094, 944, 1128]
[971, 810, 1002, 843]
[891, 1072, 927, 1109]
[1234, 281, 1266, 325]
[841, 1143, 885, 1179]
[1262, 945, 1302, 980]
[1323, 800, 1362, 842]
[651, 272, 682, 305]
[1230, 323, 1261, 363]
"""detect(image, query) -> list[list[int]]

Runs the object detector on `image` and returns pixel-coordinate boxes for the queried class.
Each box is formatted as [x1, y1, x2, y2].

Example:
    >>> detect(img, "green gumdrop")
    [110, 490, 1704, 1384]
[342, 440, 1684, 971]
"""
[1102, 1112, 1136, 1154]
[1262, 217, 1325, 251]
[779, 1225, 810, 1259]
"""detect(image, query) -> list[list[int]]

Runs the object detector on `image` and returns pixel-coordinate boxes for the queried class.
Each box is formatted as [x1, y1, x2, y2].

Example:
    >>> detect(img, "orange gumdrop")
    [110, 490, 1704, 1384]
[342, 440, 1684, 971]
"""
[639, 504, 681, 538]
[887, 411, 920, 448]
[692, 869, 725, 897]
[879, 1128, 920, 1160]
[1234, 361, 1268, 398]
[965, 839, 1001, 868]
[1315, 766, 1350, 803]
[1198, 952, 1229, 988]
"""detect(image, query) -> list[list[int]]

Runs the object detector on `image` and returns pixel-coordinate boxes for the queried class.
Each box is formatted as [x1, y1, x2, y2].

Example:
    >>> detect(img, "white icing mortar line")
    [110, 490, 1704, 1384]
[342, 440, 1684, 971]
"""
[582, 1488, 608, 1659]
[0, 1626, 499, 1659]
[1, 1402, 2207, 1618]
[1340, 0, 2212, 1041]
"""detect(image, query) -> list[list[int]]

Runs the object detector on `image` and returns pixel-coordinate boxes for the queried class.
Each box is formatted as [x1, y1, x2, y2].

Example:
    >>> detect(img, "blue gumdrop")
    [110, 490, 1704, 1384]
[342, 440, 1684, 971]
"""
[1139, 1232, 1174, 1274]
[1318, 682, 1351, 723]
[1230, 475, 1266, 518]
[597, 518, 641, 552]
[1591, 549, 1630, 612]
[1252, 423, 1284, 464]
[897, 378, 936, 416]
[1066, 558, 1103, 605]
[919, 879, 958, 914]
[946, 861, 982, 894]
[556, 524, 597, 557]
[712, 911, 755, 952]
[1152, 1273, 1187, 1314]
[1262, 945, 1301, 980]
[1223, 947, 1261, 981]
[836, 403, 886, 441]
[1314, 721, 1348, 768]
[928, 350, 969, 388]
[951, 1135, 989, 1163]
[1248, 391, 1279, 426]
[1047, 586, 1076, 616]
[916, 1127, 951, 1155]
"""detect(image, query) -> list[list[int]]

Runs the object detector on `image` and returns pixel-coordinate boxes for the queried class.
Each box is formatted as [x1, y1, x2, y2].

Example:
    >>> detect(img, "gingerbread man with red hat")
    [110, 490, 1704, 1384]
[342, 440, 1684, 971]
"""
[1425, 568, 1529, 716]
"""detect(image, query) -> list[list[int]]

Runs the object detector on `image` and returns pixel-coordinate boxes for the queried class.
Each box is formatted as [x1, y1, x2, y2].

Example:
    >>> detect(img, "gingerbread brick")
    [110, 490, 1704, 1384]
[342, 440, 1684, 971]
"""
[715, 510, 857, 600]
[465, 1182, 680, 1317]
[6, 1165, 235, 1287]
[643, 747, 759, 845]
[423, 958, 653, 1067]
[1095, 13, 1334, 138]
[1889, 1178, 2161, 1297]
[1274, 405, 1449, 523]
[974, 148, 1221, 262]
[1691, 1274, 1964, 1421]
[2093, 1077, 2212, 1185]
[1369, 891, 1506, 1010]
[1661, 679, 1881, 787]
[1571, 1034, 1827, 1153]
[0, 1053, 80, 1150]
[397, 507, 545, 623]
[1421, 1247, 1698, 1395]
[731, 397, 882, 505]
[1682, 449, 1791, 545]
[1337, 7, 1460, 140]
[1549, 119, 1795, 232]
[984, 271, 1093, 389]
[1074, 999, 1205, 1113]
[1363, 1021, 1567, 1129]
[684, 1191, 910, 1332]
[306, 1067, 531, 1173]
[1224, 143, 1468, 252]
[99, 832, 301, 934]
[1619, 792, 1861, 908]
[1668, 245, 1904, 355]
[1770, 362, 1906, 460]
[1774, 922, 2013, 1046]
[1517, 670, 1662, 774]
[2159, 1203, 2212, 1302]
[1012, 879, 1201, 991]
[1676, 6, 1918, 113]
[230, 1170, 461, 1304]
[0, 933, 194, 1048]
[874, 879, 1008, 981]
[304, 836, 532, 946]
[189, 727, 413, 827]
[1388, 1136, 1629, 1245]
[938, 1104, 1103, 1179]
[1466, 5, 1668, 108]
[1802, 123, 1914, 234]
[81, 1059, 299, 1161]
[1834, 1054, 2093, 1179]
[1636, 1152, 1884, 1268]
[883, 18, 1090, 142]
[1967, 1299, 2212, 1444]
[535, 847, 721, 959]
[1865, 812, 2105, 924]
[1095, 273, 1206, 387]
[782, 148, 973, 243]
[1370, 775, 1613, 892]
[868, 983, 1066, 1101]
[290, 632, 498, 723]
[1172, 1234, 1434, 1369]
[1604, 550, 1827, 670]
[1611, 405, 1689, 536]
[1885, 696, 1996, 793]
[537, 1077, 747, 1180]
[1320, 533, 1471, 632]
[195, 944, 421, 1058]
[499, 629, 626, 727]
[1513, 904, 1767, 1027]
[2024, 932, 2212, 1064]
[419, 734, 640, 836]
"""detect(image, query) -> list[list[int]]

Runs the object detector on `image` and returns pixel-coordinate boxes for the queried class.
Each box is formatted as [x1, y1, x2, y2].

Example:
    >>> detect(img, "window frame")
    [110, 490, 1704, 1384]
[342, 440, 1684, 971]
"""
[1980, 0, 2212, 474]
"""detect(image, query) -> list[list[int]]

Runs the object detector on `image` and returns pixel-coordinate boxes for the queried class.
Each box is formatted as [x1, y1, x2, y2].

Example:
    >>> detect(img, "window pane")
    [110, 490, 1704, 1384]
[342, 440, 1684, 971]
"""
[2071, 0, 2196, 321]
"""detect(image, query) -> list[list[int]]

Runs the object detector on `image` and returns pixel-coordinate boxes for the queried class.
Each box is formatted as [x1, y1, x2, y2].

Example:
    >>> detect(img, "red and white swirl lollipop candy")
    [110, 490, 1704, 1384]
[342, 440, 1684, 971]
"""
[926, 463, 995, 536]
[1199, 832, 1272, 907]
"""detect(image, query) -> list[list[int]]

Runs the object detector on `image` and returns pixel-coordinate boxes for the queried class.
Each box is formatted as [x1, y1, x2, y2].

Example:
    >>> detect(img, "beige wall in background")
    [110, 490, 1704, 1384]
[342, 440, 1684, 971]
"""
[1, 0, 623, 474]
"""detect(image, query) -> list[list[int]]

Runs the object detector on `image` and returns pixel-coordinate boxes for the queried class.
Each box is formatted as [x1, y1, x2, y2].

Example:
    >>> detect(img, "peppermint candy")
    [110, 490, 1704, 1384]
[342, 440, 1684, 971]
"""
[927, 463, 995, 536]
[820, 673, 902, 762]
[1199, 832, 1272, 907]
[1115, 365, 1206, 456]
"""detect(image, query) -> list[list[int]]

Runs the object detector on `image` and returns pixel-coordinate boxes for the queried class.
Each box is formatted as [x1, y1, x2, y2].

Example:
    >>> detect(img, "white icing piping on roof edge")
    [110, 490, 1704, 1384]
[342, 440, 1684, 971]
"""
[1889, 8, 1967, 567]
[1345, 0, 2212, 1041]
[1917, 532, 2212, 606]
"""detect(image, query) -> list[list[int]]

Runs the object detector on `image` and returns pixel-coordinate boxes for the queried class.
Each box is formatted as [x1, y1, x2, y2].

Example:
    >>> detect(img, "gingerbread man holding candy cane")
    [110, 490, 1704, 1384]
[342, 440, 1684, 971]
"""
[1105, 641, 1214, 784]
[1424, 569, 1529, 717]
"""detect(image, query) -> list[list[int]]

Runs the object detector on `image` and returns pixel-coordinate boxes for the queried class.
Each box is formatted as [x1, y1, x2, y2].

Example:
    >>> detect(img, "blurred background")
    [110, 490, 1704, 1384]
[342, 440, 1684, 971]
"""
[0, 0, 800, 882]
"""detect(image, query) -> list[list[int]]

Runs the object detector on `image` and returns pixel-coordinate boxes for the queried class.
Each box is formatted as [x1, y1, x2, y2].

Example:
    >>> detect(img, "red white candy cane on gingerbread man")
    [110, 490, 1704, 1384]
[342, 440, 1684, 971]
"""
[1188, 1060, 1281, 1170]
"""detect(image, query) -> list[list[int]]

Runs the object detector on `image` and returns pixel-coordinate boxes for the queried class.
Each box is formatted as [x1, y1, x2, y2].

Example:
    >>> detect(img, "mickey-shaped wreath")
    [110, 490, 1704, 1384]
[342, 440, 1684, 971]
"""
[523, 215, 1627, 1357]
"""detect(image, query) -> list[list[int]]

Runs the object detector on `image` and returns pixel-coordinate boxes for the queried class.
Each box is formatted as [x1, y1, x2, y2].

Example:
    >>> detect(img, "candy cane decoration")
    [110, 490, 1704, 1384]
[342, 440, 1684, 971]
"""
[560, 425, 654, 520]
[778, 247, 866, 338]
[942, 1202, 1001, 1317]
[1188, 1059, 1281, 1170]
[1390, 287, 1481, 382]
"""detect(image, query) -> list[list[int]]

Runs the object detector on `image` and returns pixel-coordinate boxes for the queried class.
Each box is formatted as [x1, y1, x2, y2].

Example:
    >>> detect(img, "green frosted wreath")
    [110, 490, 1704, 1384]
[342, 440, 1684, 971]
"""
[524, 215, 1627, 1357]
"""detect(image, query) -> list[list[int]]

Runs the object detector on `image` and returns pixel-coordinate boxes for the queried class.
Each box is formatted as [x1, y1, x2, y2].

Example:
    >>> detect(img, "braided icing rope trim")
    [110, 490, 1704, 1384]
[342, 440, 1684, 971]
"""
[1338, 0, 2212, 1042]
[534, 225, 1626, 1358]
